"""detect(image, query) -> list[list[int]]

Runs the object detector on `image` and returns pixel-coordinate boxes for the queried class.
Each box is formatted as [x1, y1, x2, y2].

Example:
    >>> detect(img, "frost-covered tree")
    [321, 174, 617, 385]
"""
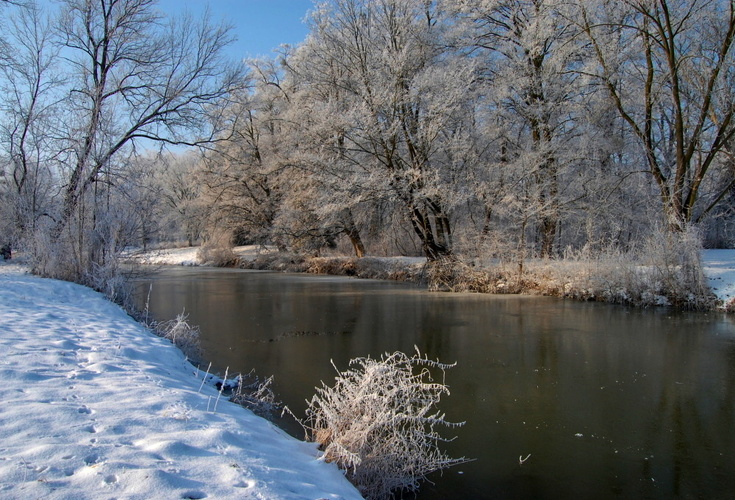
[452, 0, 594, 258]
[577, 0, 735, 231]
[291, 0, 478, 260]
[200, 59, 287, 248]
[0, 2, 62, 245]
[120, 151, 207, 249]
[277, 41, 373, 256]
[158, 152, 208, 247]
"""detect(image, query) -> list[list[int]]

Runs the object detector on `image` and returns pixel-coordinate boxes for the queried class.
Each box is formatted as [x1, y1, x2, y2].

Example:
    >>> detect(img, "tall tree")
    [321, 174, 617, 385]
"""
[578, 0, 735, 230]
[54, 0, 244, 271]
[0, 1, 61, 238]
[454, 0, 588, 257]
[291, 0, 477, 260]
[200, 59, 286, 248]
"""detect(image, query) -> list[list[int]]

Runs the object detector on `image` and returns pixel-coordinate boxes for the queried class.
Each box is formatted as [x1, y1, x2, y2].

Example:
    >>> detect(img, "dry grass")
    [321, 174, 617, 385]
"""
[228, 228, 720, 311]
[150, 312, 203, 363]
[197, 243, 240, 267]
[239, 251, 717, 310]
[306, 256, 425, 282]
[230, 372, 281, 418]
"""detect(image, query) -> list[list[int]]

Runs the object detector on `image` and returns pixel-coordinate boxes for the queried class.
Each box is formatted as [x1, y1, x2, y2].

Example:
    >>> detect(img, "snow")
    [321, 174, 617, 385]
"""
[130, 245, 275, 266]
[702, 249, 735, 307]
[0, 262, 362, 500]
[1, 247, 730, 498]
[131, 246, 735, 309]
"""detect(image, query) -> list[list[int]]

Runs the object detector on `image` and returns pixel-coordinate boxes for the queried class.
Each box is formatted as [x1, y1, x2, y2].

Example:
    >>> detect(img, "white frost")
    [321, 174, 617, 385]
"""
[0, 263, 362, 500]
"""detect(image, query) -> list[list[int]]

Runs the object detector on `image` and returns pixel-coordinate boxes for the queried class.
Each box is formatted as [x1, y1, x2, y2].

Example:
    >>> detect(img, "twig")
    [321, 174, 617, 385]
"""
[213, 366, 228, 413]
[197, 362, 212, 393]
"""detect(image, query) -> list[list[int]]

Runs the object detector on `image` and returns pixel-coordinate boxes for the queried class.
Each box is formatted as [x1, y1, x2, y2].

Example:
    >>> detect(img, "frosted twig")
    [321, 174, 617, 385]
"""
[213, 367, 228, 413]
[197, 362, 212, 393]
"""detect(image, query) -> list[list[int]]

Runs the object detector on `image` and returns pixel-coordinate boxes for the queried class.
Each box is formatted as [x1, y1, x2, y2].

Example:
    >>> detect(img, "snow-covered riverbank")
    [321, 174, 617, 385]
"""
[0, 262, 362, 500]
[131, 246, 735, 310]
[702, 249, 735, 308]
[1, 248, 732, 498]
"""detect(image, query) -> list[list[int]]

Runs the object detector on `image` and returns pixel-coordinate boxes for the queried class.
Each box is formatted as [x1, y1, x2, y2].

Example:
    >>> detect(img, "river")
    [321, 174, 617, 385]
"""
[134, 266, 735, 499]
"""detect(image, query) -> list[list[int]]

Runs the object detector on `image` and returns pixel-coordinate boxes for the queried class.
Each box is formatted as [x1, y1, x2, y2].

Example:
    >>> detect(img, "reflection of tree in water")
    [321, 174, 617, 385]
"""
[642, 335, 735, 498]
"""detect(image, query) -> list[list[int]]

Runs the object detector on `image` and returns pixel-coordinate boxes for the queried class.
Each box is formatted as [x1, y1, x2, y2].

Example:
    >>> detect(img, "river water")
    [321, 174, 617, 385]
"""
[134, 266, 735, 499]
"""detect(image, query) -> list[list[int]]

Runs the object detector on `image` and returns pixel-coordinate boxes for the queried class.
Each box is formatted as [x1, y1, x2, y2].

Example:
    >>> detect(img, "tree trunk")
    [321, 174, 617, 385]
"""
[341, 209, 366, 258]
[409, 203, 451, 261]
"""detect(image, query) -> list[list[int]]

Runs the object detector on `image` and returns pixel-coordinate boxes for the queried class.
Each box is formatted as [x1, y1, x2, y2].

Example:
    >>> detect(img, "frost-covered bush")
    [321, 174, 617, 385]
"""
[196, 242, 238, 267]
[304, 348, 467, 500]
[426, 257, 499, 293]
[639, 225, 711, 308]
[84, 260, 136, 308]
[152, 312, 202, 362]
[230, 372, 281, 418]
[559, 225, 713, 309]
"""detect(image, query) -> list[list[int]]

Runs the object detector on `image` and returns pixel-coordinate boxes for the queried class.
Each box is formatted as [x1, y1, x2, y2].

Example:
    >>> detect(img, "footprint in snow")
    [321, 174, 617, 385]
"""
[103, 474, 118, 485]
[84, 453, 102, 466]
[182, 491, 207, 499]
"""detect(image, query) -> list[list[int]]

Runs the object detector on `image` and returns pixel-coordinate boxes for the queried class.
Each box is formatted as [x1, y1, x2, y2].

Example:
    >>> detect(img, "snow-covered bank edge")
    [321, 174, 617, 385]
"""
[702, 250, 735, 310]
[0, 262, 362, 500]
[128, 246, 735, 312]
[127, 244, 276, 267]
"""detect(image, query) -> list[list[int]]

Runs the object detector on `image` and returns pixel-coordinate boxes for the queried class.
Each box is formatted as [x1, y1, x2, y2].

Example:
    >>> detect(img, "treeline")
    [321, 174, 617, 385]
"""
[2, 0, 735, 286]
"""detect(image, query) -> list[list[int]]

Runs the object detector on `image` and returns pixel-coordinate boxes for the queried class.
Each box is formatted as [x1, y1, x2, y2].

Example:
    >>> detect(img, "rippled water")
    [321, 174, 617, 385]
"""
[135, 267, 735, 499]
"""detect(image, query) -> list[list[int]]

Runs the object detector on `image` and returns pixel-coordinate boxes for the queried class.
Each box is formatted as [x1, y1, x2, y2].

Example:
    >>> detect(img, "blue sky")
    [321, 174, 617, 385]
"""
[156, 0, 315, 61]
[36, 0, 315, 62]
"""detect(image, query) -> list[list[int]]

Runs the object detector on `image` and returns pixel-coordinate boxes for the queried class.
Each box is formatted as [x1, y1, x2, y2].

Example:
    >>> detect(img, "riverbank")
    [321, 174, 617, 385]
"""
[130, 245, 735, 311]
[0, 262, 362, 500]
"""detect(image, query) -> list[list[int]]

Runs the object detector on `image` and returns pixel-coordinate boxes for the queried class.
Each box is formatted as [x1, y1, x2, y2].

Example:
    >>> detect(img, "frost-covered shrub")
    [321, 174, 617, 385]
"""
[426, 257, 499, 293]
[152, 312, 202, 362]
[307, 257, 358, 276]
[29, 221, 79, 282]
[540, 226, 715, 309]
[83, 258, 137, 308]
[242, 252, 309, 272]
[639, 225, 711, 308]
[196, 242, 239, 267]
[304, 348, 467, 500]
[230, 372, 281, 418]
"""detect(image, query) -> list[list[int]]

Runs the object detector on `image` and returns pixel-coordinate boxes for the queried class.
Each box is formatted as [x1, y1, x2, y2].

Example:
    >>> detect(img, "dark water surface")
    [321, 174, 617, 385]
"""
[135, 266, 735, 499]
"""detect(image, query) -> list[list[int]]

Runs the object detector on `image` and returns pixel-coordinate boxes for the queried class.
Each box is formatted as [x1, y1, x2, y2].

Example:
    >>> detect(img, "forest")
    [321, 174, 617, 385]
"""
[1, 0, 734, 307]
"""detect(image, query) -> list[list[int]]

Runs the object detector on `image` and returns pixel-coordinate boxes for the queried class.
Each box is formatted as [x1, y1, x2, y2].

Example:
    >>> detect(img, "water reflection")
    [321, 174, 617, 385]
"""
[135, 267, 735, 499]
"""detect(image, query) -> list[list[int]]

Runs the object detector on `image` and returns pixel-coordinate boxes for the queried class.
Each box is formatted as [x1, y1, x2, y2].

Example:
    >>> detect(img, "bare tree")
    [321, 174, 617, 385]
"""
[0, 1, 62, 241]
[51, 0, 245, 274]
[577, 0, 735, 231]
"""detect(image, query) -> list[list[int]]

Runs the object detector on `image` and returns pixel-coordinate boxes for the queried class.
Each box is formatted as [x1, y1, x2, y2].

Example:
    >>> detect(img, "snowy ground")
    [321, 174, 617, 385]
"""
[702, 249, 735, 307]
[129, 245, 275, 266]
[0, 262, 362, 500]
[0, 249, 732, 499]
